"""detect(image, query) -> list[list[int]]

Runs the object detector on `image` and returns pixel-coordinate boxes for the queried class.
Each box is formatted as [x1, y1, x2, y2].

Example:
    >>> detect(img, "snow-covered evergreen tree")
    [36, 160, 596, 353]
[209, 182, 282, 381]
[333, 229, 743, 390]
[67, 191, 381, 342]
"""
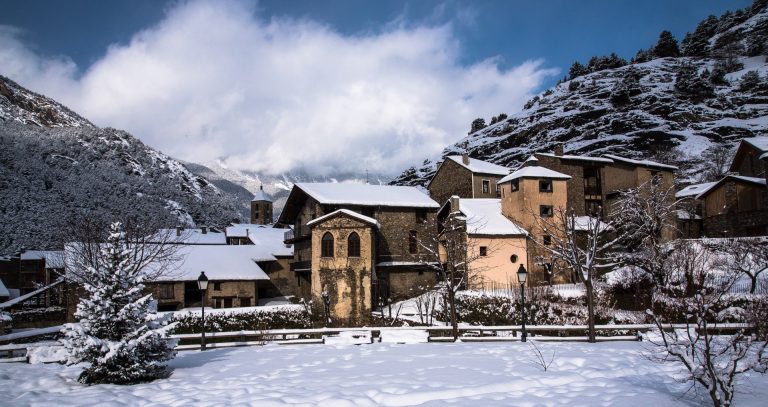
[62, 222, 175, 384]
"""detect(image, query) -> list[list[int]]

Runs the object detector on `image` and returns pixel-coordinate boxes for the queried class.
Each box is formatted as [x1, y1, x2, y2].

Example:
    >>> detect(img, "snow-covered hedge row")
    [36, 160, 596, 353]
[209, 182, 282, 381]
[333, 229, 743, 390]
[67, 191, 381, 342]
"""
[171, 307, 312, 334]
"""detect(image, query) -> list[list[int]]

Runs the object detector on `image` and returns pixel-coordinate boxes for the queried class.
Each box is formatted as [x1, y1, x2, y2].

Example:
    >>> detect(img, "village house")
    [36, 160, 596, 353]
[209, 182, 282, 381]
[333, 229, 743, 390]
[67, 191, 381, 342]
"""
[0, 250, 64, 303]
[428, 154, 511, 205]
[278, 183, 440, 324]
[676, 137, 768, 238]
[438, 197, 528, 290]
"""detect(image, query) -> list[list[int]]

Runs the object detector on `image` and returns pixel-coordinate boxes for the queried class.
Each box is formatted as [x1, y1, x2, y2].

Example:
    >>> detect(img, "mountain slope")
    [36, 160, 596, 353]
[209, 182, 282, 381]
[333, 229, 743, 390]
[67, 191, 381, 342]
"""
[393, 4, 768, 187]
[0, 76, 244, 253]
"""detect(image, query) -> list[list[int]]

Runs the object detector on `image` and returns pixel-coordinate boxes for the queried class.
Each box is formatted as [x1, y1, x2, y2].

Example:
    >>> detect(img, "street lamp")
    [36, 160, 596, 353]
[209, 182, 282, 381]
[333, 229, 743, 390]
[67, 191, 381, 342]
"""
[516, 264, 528, 343]
[197, 271, 209, 351]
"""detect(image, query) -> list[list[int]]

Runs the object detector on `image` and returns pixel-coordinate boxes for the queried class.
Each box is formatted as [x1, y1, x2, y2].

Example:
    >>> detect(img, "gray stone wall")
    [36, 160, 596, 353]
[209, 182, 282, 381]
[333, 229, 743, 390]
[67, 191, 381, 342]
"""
[428, 159, 473, 205]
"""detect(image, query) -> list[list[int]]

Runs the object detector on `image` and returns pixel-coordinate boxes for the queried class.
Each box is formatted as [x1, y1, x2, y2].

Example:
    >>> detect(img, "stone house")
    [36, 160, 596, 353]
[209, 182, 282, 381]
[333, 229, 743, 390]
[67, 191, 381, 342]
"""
[278, 183, 440, 323]
[438, 197, 528, 290]
[497, 157, 572, 285]
[693, 175, 768, 237]
[729, 137, 768, 179]
[428, 154, 511, 205]
[0, 250, 64, 301]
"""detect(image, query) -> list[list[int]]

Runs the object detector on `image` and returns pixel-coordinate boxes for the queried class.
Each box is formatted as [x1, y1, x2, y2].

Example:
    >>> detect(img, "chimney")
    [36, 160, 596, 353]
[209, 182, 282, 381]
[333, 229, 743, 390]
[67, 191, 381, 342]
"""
[450, 195, 460, 212]
[462, 153, 470, 165]
[176, 226, 182, 236]
[554, 144, 564, 157]
[524, 155, 539, 167]
[201, 226, 207, 234]
[246, 228, 250, 237]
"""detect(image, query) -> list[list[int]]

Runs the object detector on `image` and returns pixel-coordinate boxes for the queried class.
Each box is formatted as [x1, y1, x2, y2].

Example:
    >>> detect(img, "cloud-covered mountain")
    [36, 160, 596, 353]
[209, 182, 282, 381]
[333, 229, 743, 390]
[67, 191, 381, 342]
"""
[0, 76, 244, 253]
[392, 2, 768, 187]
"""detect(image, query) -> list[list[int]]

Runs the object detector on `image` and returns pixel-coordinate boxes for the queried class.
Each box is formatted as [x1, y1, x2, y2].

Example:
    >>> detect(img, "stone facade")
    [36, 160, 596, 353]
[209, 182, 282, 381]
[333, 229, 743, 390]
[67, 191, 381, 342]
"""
[701, 179, 768, 237]
[259, 256, 311, 300]
[251, 200, 273, 225]
[309, 214, 376, 325]
[148, 280, 259, 311]
[428, 158, 473, 205]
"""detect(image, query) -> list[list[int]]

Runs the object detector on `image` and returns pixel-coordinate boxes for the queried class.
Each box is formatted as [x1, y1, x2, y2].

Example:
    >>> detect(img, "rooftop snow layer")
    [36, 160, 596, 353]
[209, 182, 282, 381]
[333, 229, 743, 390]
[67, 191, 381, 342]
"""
[306, 209, 379, 228]
[153, 229, 227, 245]
[676, 182, 718, 198]
[0, 278, 8, 298]
[744, 136, 768, 152]
[695, 175, 767, 199]
[446, 156, 510, 175]
[603, 154, 678, 171]
[497, 166, 571, 184]
[537, 152, 614, 163]
[296, 183, 439, 208]
[251, 188, 272, 202]
[154, 245, 270, 282]
[19, 251, 65, 268]
[458, 199, 527, 236]
[247, 227, 294, 257]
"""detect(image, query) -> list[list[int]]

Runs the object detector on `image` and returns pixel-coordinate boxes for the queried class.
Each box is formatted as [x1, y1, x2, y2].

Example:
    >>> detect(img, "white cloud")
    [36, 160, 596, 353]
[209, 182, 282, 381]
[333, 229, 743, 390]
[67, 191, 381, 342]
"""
[0, 0, 557, 176]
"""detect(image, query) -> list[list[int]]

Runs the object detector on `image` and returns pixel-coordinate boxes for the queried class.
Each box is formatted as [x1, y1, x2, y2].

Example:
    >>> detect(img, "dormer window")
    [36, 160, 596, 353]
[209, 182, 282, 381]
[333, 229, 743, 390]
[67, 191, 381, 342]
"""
[539, 180, 553, 192]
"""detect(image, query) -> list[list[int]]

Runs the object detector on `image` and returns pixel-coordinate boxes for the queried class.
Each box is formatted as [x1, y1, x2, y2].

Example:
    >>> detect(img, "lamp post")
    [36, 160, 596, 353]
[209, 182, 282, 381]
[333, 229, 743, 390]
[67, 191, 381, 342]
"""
[197, 271, 209, 351]
[517, 264, 528, 343]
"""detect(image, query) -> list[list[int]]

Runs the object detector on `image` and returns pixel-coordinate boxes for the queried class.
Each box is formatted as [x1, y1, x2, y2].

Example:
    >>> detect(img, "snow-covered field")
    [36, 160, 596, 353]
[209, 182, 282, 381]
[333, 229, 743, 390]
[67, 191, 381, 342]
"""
[2, 341, 767, 406]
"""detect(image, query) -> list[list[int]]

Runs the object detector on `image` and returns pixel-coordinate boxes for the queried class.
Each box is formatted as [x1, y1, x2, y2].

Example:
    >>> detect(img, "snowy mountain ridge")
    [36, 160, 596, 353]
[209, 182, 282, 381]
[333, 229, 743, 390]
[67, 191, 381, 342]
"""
[392, 2, 768, 187]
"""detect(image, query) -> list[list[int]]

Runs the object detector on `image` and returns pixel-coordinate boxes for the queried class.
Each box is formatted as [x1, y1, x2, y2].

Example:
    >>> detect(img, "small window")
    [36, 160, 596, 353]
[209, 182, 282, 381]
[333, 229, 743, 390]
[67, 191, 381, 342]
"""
[409, 230, 418, 254]
[213, 282, 222, 291]
[540, 205, 554, 217]
[496, 184, 501, 197]
[479, 246, 488, 256]
[511, 179, 519, 192]
[348, 232, 361, 257]
[510, 254, 518, 263]
[543, 235, 552, 246]
[482, 179, 490, 194]
[159, 284, 175, 299]
[240, 297, 251, 307]
[321, 232, 334, 257]
[539, 180, 553, 192]
[415, 209, 427, 223]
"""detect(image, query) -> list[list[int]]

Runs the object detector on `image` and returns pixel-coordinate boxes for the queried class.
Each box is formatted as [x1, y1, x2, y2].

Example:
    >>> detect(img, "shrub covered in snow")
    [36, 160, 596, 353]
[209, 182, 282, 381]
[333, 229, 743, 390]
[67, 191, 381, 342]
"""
[0, 310, 11, 333]
[171, 307, 312, 334]
[62, 222, 175, 385]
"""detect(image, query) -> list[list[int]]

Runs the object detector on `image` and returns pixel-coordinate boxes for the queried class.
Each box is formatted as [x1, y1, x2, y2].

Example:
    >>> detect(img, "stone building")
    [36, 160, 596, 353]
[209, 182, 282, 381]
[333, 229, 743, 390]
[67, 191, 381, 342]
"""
[0, 250, 64, 299]
[428, 154, 510, 205]
[438, 197, 528, 290]
[250, 186, 274, 225]
[497, 157, 572, 285]
[729, 137, 768, 179]
[278, 183, 440, 323]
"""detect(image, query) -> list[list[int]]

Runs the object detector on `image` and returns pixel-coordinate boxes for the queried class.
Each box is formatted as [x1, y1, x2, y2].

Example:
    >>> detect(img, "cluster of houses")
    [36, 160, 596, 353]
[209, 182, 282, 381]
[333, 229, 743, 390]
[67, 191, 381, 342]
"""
[1, 137, 766, 325]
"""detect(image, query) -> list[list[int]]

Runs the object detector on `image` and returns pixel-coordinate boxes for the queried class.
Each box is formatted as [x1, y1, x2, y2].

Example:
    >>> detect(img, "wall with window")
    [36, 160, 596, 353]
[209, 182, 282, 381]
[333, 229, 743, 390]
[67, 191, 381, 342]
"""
[467, 235, 528, 289]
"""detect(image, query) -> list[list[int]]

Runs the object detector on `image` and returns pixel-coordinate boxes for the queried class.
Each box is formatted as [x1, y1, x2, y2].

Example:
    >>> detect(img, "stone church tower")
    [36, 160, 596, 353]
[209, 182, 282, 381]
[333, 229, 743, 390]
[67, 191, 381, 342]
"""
[250, 185, 273, 225]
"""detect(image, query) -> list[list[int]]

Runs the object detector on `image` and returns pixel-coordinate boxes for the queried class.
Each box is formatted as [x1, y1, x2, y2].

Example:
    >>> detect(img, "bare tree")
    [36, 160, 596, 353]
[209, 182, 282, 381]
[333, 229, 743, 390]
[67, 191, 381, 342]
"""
[646, 240, 768, 407]
[62, 213, 184, 284]
[720, 238, 768, 294]
[699, 145, 734, 183]
[528, 207, 617, 342]
[610, 180, 679, 288]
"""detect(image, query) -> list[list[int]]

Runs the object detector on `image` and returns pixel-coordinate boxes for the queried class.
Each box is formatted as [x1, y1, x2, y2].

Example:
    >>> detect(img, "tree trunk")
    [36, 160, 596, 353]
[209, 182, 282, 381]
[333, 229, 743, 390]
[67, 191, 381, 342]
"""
[585, 280, 596, 343]
[750, 274, 758, 294]
[449, 286, 458, 341]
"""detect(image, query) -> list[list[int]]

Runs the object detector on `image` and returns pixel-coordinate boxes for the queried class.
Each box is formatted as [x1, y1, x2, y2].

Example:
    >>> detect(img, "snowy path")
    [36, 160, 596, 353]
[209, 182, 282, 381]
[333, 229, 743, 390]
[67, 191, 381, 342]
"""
[2, 341, 767, 406]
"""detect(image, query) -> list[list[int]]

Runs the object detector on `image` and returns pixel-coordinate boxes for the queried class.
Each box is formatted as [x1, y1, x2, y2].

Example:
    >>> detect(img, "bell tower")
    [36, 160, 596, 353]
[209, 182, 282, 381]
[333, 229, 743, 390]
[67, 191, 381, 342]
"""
[250, 185, 273, 225]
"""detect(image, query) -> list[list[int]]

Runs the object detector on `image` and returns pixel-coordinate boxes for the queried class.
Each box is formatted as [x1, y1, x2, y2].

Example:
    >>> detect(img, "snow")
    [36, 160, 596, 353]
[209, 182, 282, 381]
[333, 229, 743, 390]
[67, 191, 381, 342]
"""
[380, 329, 430, 344]
[0, 278, 9, 298]
[497, 166, 571, 184]
[676, 209, 701, 220]
[323, 330, 372, 345]
[225, 225, 294, 257]
[695, 175, 767, 199]
[445, 155, 510, 175]
[3, 341, 768, 406]
[0, 280, 64, 309]
[153, 228, 227, 245]
[675, 181, 717, 199]
[742, 136, 768, 152]
[602, 154, 678, 171]
[252, 187, 272, 202]
[458, 199, 528, 236]
[296, 182, 440, 208]
[0, 325, 63, 342]
[19, 250, 65, 268]
[152, 245, 271, 282]
[537, 152, 614, 163]
[307, 209, 380, 228]
[572, 216, 612, 232]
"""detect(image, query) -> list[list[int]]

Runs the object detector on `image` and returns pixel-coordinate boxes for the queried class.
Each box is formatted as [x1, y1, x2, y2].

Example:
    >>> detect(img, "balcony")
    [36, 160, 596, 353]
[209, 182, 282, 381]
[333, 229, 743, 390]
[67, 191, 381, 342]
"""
[284, 229, 310, 244]
[290, 260, 311, 272]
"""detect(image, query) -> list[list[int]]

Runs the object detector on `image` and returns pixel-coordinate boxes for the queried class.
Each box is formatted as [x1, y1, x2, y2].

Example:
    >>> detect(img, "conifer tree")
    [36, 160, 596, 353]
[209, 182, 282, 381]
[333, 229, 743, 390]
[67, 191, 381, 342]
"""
[62, 222, 175, 384]
[653, 30, 680, 58]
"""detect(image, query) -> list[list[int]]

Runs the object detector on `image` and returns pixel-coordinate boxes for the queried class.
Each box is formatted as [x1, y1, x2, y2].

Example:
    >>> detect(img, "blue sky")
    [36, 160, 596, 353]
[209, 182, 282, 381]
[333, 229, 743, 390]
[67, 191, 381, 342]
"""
[0, 0, 752, 175]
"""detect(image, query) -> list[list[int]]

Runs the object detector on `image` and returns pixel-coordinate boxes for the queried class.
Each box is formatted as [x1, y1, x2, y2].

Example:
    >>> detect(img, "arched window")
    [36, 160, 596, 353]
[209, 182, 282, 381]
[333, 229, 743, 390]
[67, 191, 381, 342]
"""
[348, 232, 361, 257]
[321, 232, 334, 257]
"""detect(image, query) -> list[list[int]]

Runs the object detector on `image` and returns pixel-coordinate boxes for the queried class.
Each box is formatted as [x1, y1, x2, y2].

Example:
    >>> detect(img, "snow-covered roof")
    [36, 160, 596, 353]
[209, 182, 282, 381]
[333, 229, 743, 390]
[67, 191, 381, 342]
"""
[602, 154, 678, 171]
[445, 156, 510, 176]
[252, 186, 272, 202]
[19, 250, 64, 268]
[675, 182, 717, 199]
[497, 166, 571, 184]
[307, 209, 379, 228]
[153, 245, 270, 282]
[743, 136, 768, 152]
[761, 152, 768, 160]
[295, 183, 439, 208]
[676, 209, 702, 220]
[246, 227, 294, 257]
[152, 228, 227, 245]
[0, 279, 64, 309]
[695, 175, 767, 199]
[0, 278, 9, 298]
[457, 199, 527, 236]
[572, 216, 613, 232]
[538, 152, 614, 164]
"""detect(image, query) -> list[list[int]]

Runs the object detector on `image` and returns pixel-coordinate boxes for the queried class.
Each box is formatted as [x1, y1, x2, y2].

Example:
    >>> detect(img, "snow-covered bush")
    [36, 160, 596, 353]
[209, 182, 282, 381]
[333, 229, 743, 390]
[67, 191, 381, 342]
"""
[171, 307, 312, 334]
[62, 222, 175, 385]
[0, 310, 11, 333]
